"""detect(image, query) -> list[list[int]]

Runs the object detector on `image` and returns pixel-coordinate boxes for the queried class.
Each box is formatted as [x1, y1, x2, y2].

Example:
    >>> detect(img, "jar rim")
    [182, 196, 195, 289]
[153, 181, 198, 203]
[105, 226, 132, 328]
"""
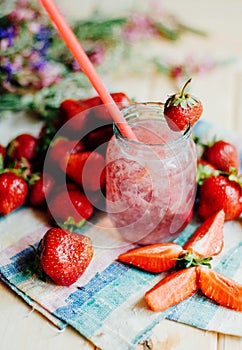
[113, 102, 191, 147]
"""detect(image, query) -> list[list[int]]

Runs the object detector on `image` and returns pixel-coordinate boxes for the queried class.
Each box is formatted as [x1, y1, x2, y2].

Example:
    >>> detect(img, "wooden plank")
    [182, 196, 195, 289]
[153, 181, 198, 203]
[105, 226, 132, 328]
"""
[218, 334, 242, 350]
[0, 282, 94, 350]
[137, 320, 217, 350]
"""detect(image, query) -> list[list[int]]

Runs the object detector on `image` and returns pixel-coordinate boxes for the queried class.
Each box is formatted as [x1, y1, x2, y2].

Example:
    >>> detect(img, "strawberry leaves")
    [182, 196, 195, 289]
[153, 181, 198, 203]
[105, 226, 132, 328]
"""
[175, 251, 213, 269]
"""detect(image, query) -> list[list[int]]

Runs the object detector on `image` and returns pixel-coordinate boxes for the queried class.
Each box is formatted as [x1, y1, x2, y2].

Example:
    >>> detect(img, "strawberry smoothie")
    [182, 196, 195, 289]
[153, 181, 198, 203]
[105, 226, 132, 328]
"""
[106, 103, 197, 245]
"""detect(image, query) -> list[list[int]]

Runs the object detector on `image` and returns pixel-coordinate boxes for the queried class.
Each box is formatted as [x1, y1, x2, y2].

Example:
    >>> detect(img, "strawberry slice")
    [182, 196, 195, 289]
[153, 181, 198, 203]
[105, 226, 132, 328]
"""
[118, 242, 183, 273]
[145, 267, 198, 312]
[198, 266, 242, 311]
[183, 210, 225, 258]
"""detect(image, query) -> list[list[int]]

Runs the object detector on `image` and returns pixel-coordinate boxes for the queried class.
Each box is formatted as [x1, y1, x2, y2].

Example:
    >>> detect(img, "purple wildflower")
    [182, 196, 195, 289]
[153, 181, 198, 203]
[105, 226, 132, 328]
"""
[0, 25, 16, 47]
[72, 60, 81, 72]
[72, 45, 105, 71]
[34, 26, 53, 56]
[88, 45, 105, 66]
[0, 62, 13, 82]
[29, 51, 47, 71]
[35, 26, 53, 42]
[122, 13, 158, 41]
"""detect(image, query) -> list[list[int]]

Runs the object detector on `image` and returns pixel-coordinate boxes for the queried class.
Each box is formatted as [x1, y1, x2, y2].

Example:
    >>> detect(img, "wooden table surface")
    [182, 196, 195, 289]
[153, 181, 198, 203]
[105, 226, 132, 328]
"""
[0, 0, 242, 349]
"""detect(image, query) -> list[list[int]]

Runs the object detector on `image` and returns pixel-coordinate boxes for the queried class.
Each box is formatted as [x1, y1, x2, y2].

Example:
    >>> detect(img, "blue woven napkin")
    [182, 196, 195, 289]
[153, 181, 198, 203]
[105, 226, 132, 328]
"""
[0, 120, 241, 350]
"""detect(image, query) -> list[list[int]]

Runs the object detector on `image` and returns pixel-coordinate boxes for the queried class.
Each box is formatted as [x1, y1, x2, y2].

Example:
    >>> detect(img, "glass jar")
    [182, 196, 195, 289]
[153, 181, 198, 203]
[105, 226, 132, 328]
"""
[105, 103, 197, 245]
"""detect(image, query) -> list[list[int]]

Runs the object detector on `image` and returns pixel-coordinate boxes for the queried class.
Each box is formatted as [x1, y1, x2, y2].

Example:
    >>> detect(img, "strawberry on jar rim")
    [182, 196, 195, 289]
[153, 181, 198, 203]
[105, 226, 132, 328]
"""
[164, 78, 203, 131]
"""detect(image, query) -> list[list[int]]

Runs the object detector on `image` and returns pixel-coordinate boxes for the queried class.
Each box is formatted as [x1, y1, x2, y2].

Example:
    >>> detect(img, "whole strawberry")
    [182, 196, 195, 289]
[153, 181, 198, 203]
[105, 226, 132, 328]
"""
[164, 78, 203, 130]
[7, 133, 38, 161]
[48, 189, 93, 228]
[203, 140, 240, 174]
[47, 137, 85, 170]
[0, 172, 28, 215]
[62, 151, 106, 191]
[198, 174, 242, 221]
[28, 173, 54, 208]
[39, 228, 94, 286]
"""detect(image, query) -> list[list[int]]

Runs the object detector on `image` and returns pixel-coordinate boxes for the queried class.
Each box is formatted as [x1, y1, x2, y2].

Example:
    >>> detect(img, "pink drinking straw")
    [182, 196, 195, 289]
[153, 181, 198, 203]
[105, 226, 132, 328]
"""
[39, 0, 137, 140]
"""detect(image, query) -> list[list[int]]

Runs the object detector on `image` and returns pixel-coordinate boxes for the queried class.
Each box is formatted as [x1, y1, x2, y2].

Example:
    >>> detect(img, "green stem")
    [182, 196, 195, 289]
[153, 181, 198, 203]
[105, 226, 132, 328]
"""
[180, 77, 192, 98]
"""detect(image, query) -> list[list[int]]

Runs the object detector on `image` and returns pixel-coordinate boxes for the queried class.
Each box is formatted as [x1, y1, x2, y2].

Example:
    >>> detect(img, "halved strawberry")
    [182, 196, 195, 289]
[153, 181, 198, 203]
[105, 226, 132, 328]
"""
[198, 266, 242, 311]
[118, 242, 183, 273]
[145, 267, 198, 312]
[183, 210, 225, 258]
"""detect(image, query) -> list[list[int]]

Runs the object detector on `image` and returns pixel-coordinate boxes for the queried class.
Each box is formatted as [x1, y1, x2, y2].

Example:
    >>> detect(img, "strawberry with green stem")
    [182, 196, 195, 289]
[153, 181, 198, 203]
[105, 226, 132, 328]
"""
[6, 133, 38, 162]
[28, 172, 54, 208]
[197, 173, 242, 221]
[164, 78, 203, 130]
[48, 188, 93, 230]
[39, 227, 94, 286]
[203, 139, 240, 174]
[0, 171, 28, 216]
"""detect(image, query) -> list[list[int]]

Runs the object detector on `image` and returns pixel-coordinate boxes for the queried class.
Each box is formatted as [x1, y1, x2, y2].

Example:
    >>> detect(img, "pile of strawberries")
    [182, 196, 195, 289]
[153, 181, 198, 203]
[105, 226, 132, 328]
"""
[196, 139, 242, 221]
[0, 81, 241, 302]
[0, 92, 131, 221]
[0, 92, 131, 286]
